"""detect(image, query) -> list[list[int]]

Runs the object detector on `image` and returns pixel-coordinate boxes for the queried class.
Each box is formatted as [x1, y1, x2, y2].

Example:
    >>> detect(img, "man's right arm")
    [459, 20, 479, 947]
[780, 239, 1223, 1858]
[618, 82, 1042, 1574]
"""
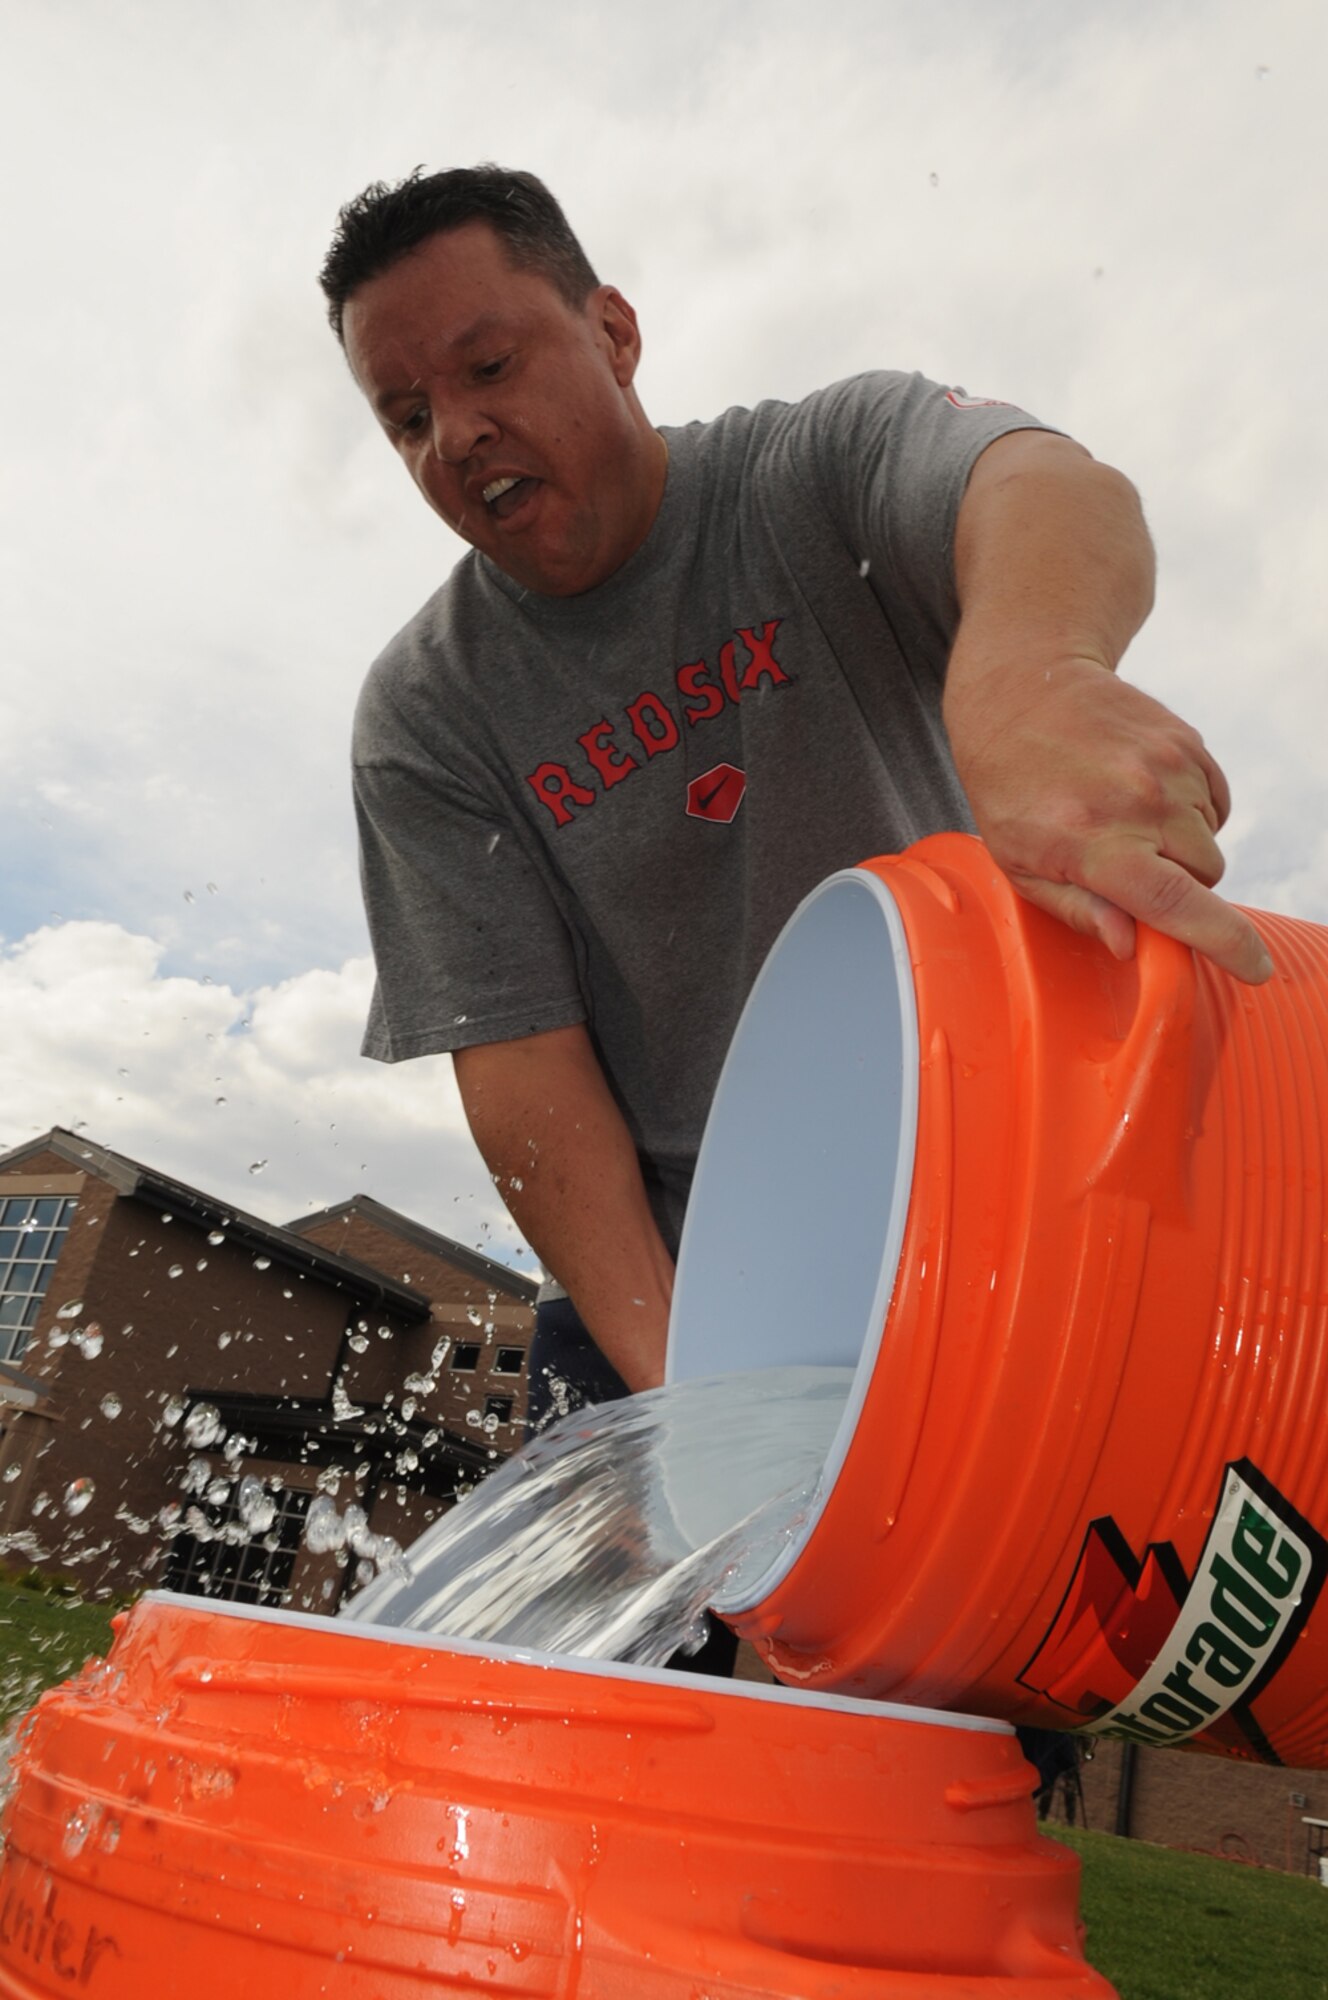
[453, 1024, 674, 1393]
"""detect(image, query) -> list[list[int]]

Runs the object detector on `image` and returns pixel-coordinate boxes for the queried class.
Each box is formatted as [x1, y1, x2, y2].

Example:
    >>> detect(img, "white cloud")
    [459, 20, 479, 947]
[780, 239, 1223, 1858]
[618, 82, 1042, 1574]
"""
[0, 921, 537, 1271]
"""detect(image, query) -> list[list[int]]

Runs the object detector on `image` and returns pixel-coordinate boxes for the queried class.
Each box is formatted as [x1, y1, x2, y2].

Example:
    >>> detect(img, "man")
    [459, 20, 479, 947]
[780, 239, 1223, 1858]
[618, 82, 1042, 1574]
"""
[321, 164, 1270, 1428]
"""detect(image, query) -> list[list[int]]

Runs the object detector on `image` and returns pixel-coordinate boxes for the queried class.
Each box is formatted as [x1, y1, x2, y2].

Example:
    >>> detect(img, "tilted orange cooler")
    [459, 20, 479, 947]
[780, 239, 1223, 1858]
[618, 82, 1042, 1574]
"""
[671, 833, 1328, 1767]
[0, 1594, 1110, 1997]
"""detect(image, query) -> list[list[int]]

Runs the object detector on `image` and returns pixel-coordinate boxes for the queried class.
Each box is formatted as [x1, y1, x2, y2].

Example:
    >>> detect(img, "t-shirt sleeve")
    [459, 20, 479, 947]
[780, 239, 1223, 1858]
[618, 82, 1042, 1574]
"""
[777, 371, 1057, 673]
[353, 668, 587, 1064]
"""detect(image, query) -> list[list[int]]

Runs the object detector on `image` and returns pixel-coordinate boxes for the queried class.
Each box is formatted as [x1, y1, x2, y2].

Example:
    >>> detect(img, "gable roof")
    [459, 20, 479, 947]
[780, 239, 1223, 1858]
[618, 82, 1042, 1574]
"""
[0, 1129, 432, 1319]
[285, 1193, 539, 1303]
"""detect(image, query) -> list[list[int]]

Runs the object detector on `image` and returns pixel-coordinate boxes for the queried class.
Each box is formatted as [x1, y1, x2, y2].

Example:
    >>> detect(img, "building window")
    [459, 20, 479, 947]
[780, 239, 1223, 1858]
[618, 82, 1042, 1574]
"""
[0, 1195, 79, 1365]
[163, 1481, 311, 1608]
[450, 1342, 481, 1371]
[484, 1394, 515, 1425]
[494, 1348, 525, 1375]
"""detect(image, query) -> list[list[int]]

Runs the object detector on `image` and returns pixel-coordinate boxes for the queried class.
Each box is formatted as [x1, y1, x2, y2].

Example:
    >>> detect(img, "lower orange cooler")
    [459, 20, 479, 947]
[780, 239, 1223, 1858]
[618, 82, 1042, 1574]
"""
[0, 1594, 1113, 1998]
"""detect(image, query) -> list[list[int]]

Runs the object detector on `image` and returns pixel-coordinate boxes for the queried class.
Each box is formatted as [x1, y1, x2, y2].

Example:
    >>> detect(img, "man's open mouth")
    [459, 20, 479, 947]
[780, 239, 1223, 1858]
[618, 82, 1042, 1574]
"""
[482, 475, 538, 521]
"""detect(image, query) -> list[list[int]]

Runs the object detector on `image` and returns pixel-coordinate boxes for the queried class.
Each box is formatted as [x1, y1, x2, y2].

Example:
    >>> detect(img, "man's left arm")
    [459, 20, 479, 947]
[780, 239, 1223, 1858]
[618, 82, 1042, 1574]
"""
[944, 430, 1272, 984]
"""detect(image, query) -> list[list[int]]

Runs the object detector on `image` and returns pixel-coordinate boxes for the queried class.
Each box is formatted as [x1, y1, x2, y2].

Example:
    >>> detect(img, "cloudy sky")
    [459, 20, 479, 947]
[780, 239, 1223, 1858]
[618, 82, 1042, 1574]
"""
[2, 0, 1323, 1266]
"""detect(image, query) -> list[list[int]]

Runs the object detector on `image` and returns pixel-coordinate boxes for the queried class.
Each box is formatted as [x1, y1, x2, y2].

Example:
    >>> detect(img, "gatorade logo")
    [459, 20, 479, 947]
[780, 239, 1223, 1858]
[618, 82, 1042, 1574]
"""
[1017, 1461, 1328, 1763]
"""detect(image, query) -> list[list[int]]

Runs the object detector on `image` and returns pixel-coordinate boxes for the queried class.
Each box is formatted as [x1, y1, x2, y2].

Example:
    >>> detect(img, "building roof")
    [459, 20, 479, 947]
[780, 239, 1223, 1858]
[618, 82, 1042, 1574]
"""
[0, 1129, 433, 1320]
[0, 1362, 56, 1415]
[285, 1193, 539, 1303]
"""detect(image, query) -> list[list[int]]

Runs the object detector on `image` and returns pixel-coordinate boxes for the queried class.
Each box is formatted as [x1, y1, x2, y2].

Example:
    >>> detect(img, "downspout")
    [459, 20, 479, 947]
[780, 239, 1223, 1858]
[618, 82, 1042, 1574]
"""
[1114, 1740, 1137, 1838]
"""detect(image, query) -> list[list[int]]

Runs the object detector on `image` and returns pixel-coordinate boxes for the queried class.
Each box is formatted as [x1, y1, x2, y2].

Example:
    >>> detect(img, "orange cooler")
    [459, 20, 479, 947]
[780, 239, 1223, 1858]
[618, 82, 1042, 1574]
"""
[0, 1594, 1110, 1997]
[671, 833, 1328, 1767]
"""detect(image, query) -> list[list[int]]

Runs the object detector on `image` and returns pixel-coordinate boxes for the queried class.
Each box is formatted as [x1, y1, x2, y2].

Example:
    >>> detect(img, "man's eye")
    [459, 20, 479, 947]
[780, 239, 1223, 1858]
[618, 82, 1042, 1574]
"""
[395, 408, 428, 439]
[476, 355, 510, 381]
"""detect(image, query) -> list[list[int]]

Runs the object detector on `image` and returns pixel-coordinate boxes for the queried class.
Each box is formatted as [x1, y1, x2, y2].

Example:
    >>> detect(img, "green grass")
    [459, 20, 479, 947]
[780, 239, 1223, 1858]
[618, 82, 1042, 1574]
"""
[0, 1592, 1325, 2000]
[1048, 1824, 1328, 2000]
[0, 1576, 117, 1729]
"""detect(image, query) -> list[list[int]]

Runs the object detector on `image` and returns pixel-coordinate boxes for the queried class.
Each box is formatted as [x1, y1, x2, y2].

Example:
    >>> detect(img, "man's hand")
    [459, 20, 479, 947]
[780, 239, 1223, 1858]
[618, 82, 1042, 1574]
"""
[946, 432, 1272, 985]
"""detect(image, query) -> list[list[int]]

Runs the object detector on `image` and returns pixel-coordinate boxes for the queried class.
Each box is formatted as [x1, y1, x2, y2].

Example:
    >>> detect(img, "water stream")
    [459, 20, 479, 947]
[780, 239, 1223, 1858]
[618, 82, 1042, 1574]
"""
[342, 1367, 851, 1667]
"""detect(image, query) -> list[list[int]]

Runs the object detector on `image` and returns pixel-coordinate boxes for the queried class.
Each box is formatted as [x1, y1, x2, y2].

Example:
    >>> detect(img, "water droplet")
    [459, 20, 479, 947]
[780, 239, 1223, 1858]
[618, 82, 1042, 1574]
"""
[253, 1255, 271, 1271]
[196, 1258, 208, 1272]
[486, 831, 501, 855]
[2, 1464, 20, 1483]
[64, 1478, 95, 1516]
[347, 1331, 369, 1353]
[183, 889, 196, 903]
[161, 1394, 186, 1427]
[248, 1160, 267, 1176]
[184, 1403, 223, 1448]
[305, 1495, 346, 1553]
[63, 1802, 99, 1856]
[168, 1264, 184, 1279]
[215, 1095, 227, 1106]
[206, 881, 219, 894]
[237, 1477, 276, 1534]
[74, 1326, 104, 1359]
[929, 169, 940, 186]
[466, 1307, 482, 1326]
[56, 1300, 84, 1320]
[99, 1392, 122, 1419]
[208, 1230, 226, 1245]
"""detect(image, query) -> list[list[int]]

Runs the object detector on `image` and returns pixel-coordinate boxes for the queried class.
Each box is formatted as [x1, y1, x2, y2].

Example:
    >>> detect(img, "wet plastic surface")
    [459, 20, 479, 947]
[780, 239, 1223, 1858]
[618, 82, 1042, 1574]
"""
[0, 1594, 1113, 1997]
[676, 834, 1328, 1767]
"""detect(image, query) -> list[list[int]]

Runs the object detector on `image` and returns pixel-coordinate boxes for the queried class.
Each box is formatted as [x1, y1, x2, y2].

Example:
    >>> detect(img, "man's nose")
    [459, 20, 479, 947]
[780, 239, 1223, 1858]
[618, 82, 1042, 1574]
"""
[432, 401, 497, 464]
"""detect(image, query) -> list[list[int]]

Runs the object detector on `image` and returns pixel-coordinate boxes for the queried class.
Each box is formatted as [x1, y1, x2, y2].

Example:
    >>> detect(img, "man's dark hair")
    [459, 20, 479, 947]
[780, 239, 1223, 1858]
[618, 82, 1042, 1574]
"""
[319, 164, 599, 343]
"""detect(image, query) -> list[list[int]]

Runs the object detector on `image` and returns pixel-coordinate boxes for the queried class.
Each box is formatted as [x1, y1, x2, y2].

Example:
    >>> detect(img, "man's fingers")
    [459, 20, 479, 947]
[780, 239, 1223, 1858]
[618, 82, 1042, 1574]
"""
[1006, 872, 1138, 960]
[1080, 845, 1272, 984]
[1196, 742, 1232, 831]
[1158, 802, 1226, 889]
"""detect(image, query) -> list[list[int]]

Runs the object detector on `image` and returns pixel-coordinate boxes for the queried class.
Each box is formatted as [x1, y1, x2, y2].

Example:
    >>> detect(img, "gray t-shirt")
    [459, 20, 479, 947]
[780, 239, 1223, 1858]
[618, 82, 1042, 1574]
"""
[354, 371, 1047, 1254]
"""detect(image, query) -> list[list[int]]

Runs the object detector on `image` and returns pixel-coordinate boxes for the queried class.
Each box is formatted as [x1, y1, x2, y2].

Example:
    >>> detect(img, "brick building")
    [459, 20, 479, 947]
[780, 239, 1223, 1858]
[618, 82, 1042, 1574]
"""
[1045, 1733, 1328, 1880]
[0, 1129, 535, 1614]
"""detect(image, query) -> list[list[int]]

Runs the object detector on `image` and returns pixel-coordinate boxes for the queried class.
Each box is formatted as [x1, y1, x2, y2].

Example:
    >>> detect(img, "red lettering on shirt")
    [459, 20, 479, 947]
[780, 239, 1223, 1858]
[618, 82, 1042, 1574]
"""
[737, 621, 791, 691]
[525, 761, 597, 827]
[528, 615, 793, 829]
[578, 719, 638, 789]
[676, 659, 725, 726]
[627, 691, 681, 758]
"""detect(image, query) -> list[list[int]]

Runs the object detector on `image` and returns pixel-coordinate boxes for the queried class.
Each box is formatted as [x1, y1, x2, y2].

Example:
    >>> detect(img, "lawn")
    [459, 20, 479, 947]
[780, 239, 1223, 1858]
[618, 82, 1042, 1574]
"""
[0, 1575, 117, 1730]
[1049, 1824, 1328, 2000]
[0, 1582, 1325, 1999]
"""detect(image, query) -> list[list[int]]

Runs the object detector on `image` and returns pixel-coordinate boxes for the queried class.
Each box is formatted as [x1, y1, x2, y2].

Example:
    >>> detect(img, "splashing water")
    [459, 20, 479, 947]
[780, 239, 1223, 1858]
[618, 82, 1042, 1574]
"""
[342, 1367, 850, 1666]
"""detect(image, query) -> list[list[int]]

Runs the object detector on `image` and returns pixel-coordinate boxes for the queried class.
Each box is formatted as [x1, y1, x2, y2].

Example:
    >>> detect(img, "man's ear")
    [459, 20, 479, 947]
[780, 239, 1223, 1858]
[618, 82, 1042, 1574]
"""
[594, 285, 643, 387]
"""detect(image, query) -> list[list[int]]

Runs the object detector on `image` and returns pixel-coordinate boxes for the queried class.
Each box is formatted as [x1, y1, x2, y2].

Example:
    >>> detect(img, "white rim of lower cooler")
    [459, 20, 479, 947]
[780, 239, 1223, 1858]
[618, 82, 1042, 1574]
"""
[140, 1590, 1004, 1730]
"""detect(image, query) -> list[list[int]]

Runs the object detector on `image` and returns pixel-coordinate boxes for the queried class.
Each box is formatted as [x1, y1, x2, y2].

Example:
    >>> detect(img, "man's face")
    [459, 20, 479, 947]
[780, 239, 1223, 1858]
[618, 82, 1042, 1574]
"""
[343, 223, 661, 598]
